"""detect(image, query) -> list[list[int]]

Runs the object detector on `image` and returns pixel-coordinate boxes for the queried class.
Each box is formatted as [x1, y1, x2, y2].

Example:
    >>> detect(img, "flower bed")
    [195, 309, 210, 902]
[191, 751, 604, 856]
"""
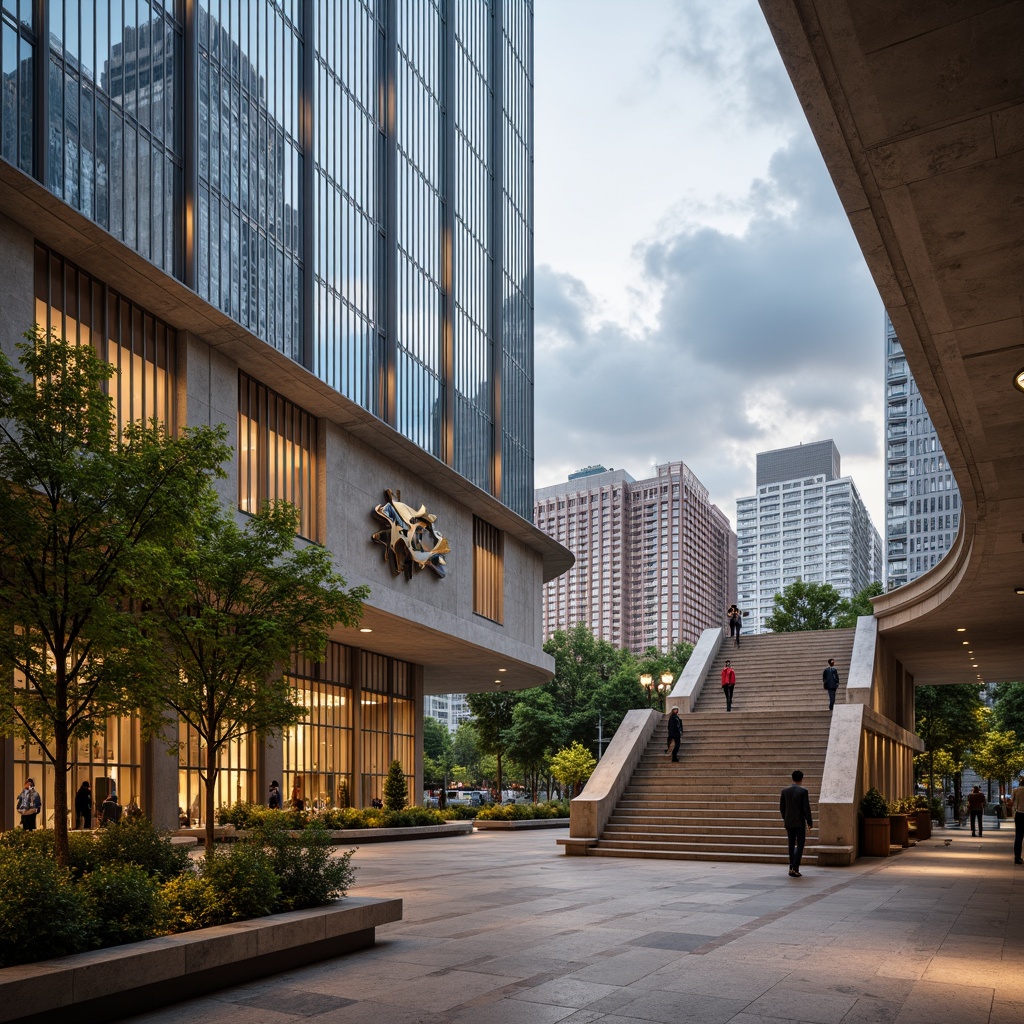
[0, 818, 355, 969]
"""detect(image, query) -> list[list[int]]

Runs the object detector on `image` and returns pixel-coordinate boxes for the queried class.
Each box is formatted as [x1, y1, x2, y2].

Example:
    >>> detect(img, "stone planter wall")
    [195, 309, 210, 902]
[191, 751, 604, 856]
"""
[473, 818, 569, 830]
[0, 896, 401, 1024]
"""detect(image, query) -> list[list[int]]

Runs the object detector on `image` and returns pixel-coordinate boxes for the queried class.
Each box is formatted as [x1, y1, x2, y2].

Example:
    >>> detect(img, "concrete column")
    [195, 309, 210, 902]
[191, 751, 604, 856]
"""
[260, 732, 284, 808]
[143, 711, 179, 830]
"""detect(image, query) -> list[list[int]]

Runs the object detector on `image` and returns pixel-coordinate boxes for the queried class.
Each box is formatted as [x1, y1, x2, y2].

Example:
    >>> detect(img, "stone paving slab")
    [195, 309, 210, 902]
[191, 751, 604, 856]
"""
[115, 827, 1024, 1024]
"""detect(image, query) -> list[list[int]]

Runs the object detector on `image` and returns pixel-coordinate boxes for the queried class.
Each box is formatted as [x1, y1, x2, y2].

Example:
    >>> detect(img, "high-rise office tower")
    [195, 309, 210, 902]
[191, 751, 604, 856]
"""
[0, 2, 565, 828]
[736, 440, 882, 634]
[884, 315, 961, 589]
[535, 463, 736, 653]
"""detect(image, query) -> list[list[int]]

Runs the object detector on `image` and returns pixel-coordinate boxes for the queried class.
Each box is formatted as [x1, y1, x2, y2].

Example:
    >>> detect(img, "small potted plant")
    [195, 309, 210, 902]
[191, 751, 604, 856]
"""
[859, 787, 891, 857]
[912, 795, 932, 840]
[887, 797, 911, 848]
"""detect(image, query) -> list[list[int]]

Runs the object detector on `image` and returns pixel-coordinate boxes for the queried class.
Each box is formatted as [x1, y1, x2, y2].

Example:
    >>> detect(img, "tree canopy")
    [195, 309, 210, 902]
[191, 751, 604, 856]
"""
[0, 329, 229, 865]
[765, 579, 883, 632]
[144, 497, 367, 852]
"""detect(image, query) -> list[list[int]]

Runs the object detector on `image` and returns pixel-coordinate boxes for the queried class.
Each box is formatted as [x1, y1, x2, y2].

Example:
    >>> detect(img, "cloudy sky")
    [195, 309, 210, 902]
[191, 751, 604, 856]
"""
[533, 0, 885, 530]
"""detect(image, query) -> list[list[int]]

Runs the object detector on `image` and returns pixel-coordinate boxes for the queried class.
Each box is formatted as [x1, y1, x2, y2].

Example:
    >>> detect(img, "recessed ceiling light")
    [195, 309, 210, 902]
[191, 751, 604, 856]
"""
[1015, 368, 1024, 393]
[498, 668, 507, 673]
[957, 628, 966, 632]
[359, 627, 373, 633]
[1016, 587, 1024, 595]
[962, 641, 968, 645]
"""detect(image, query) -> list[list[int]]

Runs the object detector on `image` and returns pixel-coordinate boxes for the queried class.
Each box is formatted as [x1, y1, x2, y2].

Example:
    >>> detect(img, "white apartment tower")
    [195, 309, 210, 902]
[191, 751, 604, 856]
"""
[736, 440, 882, 634]
[535, 463, 737, 653]
[884, 315, 961, 588]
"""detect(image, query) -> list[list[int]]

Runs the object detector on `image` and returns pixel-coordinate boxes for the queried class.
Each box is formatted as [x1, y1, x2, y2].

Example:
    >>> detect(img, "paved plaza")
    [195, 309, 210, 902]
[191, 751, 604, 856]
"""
[121, 826, 1024, 1024]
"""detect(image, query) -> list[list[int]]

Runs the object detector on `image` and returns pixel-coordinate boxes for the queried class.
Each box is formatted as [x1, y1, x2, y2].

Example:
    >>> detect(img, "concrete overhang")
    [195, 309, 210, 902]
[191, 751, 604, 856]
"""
[0, 157, 573, 587]
[759, 0, 1024, 685]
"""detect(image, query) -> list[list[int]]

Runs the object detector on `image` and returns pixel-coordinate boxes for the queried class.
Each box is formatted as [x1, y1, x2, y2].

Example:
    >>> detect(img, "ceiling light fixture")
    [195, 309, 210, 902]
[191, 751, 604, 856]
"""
[359, 627, 373, 633]
[1015, 368, 1024, 394]
[956, 628, 966, 632]
[1016, 586, 1024, 596]
[498, 668, 507, 673]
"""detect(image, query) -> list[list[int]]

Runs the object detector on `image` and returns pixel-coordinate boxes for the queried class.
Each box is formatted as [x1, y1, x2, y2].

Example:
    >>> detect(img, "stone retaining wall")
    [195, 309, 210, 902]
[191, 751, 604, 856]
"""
[0, 896, 402, 1024]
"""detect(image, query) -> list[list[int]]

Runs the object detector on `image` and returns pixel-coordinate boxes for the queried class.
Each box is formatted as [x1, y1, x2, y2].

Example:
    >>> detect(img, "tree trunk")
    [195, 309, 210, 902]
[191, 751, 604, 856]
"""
[204, 743, 218, 857]
[53, 724, 70, 867]
[495, 751, 503, 802]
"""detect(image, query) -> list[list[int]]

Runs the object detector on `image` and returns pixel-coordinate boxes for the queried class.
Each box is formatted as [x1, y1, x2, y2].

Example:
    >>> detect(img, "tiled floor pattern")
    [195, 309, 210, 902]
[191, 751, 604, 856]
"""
[118, 825, 1024, 1024]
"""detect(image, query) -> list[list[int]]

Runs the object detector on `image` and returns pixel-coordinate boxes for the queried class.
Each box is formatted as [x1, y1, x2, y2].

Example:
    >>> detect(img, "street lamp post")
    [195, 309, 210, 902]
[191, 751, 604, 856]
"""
[641, 672, 674, 711]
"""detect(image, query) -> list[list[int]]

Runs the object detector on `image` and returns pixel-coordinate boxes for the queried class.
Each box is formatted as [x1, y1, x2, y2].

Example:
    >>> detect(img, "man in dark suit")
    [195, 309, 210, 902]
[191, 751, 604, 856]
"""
[822, 658, 840, 710]
[780, 770, 813, 877]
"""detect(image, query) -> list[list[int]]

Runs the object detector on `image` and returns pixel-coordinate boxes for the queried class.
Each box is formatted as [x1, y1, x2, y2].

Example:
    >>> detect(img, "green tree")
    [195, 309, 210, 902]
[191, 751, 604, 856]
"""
[145, 498, 367, 853]
[835, 581, 884, 628]
[915, 684, 986, 808]
[0, 329, 229, 866]
[384, 759, 409, 811]
[969, 730, 1024, 796]
[423, 716, 453, 762]
[451, 720, 482, 780]
[550, 741, 597, 797]
[992, 682, 1024, 739]
[764, 579, 845, 632]
[506, 689, 559, 800]
[464, 692, 516, 797]
[914, 748, 958, 794]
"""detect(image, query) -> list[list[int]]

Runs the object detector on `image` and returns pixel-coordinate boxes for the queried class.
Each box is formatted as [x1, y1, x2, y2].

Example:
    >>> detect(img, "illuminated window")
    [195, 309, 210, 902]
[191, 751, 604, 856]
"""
[177, 720, 255, 828]
[360, 652, 415, 808]
[473, 517, 504, 624]
[33, 244, 176, 434]
[284, 644, 354, 810]
[238, 372, 319, 540]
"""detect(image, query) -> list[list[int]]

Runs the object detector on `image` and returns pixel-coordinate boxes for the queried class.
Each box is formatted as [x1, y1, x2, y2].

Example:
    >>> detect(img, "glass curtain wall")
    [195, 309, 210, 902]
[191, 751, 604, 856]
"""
[312, 2, 384, 415]
[283, 644, 354, 811]
[47, 0, 181, 274]
[360, 652, 415, 806]
[177, 722, 255, 826]
[499, 0, 533, 520]
[196, 0, 303, 361]
[452, 2, 493, 492]
[0, 0, 34, 174]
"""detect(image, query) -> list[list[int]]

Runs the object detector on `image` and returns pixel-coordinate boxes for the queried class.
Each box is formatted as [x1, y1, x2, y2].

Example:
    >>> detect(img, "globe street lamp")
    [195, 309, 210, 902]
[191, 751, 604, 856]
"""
[641, 672, 674, 710]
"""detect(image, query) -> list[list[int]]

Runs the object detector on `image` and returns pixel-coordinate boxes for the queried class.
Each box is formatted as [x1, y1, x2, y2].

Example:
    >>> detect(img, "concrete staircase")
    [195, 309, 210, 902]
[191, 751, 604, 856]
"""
[589, 629, 856, 863]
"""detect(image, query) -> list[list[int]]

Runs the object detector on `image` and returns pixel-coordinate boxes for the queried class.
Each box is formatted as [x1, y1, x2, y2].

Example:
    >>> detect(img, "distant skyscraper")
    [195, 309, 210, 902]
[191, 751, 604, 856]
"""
[884, 315, 961, 589]
[736, 440, 882, 634]
[535, 462, 737, 653]
[424, 694, 472, 735]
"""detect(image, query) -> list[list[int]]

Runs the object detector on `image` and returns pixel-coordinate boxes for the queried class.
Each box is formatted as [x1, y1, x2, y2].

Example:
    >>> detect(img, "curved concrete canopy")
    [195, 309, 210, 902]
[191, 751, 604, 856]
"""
[759, 0, 1024, 684]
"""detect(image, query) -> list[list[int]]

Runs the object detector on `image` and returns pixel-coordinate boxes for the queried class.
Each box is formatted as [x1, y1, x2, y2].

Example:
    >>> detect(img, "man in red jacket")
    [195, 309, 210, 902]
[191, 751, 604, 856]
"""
[721, 660, 736, 712]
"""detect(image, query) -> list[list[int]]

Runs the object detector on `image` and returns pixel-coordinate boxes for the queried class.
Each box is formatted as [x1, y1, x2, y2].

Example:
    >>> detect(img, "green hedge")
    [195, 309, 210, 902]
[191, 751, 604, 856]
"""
[0, 817, 358, 966]
[475, 800, 570, 821]
[217, 801, 478, 829]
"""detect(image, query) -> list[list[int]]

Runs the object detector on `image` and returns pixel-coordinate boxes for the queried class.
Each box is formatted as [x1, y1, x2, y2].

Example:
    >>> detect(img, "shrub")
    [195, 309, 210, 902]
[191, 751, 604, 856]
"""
[0, 844, 93, 966]
[445, 804, 479, 820]
[218, 801, 306, 830]
[161, 871, 224, 933]
[383, 759, 408, 811]
[859, 787, 888, 819]
[476, 800, 571, 821]
[202, 842, 280, 922]
[93, 817, 191, 880]
[81, 863, 165, 947]
[248, 818, 356, 911]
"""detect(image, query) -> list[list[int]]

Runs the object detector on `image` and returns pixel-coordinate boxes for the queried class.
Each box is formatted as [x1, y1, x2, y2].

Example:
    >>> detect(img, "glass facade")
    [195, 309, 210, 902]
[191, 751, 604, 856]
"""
[359, 651, 415, 806]
[177, 721, 255, 827]
[6, 1, 535, 521]
[238, 370, 319, 540]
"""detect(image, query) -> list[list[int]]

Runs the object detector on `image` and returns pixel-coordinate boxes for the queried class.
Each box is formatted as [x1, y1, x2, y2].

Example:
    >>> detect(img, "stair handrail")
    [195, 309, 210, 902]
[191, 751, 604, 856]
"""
[569, 708, 660, 843]
[664, 627, 722, 712]
[846, 615, 877, 705]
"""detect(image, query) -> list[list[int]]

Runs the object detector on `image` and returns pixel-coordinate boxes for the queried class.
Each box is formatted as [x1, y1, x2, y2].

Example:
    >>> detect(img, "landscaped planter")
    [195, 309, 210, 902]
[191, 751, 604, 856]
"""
[0, 896, 402, 1024]
[889, 813, 910, 848]
[473, 818, 569, 830]
[860, 817, 891, 857]
[234, 821, 474, 843]
[912, 809, 932, 840]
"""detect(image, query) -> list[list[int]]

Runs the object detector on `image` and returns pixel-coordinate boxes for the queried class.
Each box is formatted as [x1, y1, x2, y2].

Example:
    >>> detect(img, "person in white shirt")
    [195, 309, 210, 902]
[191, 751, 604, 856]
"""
[1011, 777, 1024, 864]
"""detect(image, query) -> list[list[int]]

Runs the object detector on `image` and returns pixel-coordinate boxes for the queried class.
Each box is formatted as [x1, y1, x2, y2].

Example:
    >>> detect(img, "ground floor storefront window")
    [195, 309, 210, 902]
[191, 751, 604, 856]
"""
[177, 723, 255, 827]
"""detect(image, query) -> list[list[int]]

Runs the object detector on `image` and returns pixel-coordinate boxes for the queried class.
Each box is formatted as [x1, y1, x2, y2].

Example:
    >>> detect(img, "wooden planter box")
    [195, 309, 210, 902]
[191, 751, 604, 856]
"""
[912, 809, 932, 840]
[889, 813, 910, 848]
[860, 816, 891, 857]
